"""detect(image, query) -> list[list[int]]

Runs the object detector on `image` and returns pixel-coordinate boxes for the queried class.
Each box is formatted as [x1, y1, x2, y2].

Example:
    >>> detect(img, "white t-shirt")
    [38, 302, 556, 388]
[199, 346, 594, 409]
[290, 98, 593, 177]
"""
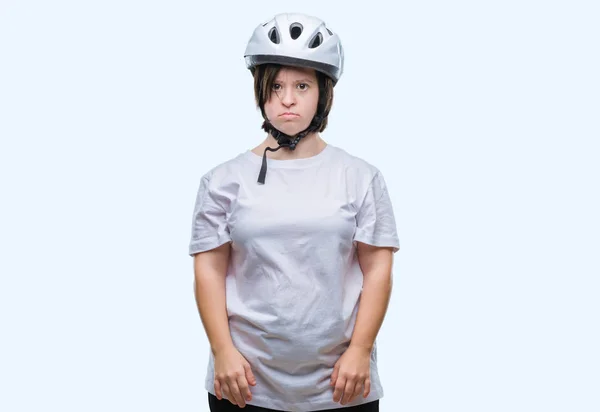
[188, 144, 400, 412]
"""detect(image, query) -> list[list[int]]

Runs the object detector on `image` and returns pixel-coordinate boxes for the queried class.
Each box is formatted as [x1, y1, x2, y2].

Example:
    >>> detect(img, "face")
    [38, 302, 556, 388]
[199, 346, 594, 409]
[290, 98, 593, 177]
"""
[263, 66, 319, 136]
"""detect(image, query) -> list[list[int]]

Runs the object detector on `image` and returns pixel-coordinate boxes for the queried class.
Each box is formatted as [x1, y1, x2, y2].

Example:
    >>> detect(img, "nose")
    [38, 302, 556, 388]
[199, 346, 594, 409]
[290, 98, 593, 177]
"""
[279, 86, 296, 107]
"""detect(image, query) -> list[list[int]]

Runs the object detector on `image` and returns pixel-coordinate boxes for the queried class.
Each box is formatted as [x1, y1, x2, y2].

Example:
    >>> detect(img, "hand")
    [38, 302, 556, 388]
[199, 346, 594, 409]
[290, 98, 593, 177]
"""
[213, 345, 257, 408]
[330, 344, 372, 405]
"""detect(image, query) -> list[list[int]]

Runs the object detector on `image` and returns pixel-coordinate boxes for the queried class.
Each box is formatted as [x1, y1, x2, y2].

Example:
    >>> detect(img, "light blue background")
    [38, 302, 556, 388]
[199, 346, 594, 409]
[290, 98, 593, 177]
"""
[1, 0, 598, 411]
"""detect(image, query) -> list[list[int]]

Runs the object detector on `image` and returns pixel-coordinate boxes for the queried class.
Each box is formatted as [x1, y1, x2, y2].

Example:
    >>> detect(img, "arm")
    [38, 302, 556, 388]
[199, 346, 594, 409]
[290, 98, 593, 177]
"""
[193, 242, 257, 407]
[331, 242, 395, 405]
[193, 242, 235, 356]
[349, 242, 394, 351]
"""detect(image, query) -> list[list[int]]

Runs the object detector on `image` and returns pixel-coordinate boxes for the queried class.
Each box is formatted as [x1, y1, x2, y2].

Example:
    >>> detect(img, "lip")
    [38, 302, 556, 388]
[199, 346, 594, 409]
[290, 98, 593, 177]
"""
[279, 112, 299, 117]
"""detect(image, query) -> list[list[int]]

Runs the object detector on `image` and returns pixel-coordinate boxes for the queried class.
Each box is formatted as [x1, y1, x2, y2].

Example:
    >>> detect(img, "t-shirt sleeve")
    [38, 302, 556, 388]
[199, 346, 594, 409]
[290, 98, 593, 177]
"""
[188, 174, 232, 256]
[353, 171, 400, 252]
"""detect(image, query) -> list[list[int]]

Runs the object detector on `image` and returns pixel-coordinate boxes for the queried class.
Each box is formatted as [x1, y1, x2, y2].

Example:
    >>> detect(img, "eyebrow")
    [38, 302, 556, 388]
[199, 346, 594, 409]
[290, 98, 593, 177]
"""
[273, 78, 316, 84]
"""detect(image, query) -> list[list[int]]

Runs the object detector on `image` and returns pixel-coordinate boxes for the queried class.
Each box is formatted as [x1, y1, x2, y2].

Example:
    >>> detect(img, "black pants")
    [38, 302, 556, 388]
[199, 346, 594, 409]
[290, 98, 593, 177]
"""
[208, 392, 379, 412]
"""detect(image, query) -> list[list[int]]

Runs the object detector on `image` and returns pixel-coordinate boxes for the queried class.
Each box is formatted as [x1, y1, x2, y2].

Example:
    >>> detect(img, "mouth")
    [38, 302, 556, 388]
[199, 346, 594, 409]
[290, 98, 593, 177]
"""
[279, 112, 299, 117]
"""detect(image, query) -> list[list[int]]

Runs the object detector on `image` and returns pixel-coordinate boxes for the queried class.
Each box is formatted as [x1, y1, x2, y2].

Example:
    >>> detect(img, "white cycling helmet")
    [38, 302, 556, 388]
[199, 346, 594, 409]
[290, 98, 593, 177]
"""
[244, 13, 344, 85]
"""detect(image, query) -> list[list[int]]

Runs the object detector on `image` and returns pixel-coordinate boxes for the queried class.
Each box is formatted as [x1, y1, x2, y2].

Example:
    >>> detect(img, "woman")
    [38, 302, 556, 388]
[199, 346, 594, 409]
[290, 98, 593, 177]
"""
[189, 13, 400, 412]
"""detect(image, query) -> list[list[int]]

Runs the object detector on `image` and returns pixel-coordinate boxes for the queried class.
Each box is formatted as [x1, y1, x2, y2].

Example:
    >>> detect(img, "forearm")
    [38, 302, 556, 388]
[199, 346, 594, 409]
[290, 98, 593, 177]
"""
[349, 269, 393, 351]
[194, 269, 234, 356]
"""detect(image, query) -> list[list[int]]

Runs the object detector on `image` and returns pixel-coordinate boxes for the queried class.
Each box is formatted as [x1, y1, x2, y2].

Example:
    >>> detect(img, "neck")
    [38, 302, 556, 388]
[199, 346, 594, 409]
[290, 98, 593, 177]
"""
[261, 131, 327, 160]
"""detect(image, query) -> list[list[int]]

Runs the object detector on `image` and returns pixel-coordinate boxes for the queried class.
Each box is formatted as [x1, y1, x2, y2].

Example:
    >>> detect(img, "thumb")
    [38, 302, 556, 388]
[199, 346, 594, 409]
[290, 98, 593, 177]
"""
[244, 362, 257, 386]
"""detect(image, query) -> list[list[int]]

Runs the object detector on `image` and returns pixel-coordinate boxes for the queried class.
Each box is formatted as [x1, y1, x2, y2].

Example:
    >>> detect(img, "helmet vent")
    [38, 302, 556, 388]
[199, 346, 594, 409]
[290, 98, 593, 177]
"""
[326, 28, 333, 36]
[308, 32, 323, 48]
[268, 27, 280, 44]
[290, 23, 303, 40]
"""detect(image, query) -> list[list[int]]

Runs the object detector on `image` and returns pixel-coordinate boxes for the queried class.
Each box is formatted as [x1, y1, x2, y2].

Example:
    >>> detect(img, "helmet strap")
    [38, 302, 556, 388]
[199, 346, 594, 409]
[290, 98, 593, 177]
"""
[257, 114, 324, 184]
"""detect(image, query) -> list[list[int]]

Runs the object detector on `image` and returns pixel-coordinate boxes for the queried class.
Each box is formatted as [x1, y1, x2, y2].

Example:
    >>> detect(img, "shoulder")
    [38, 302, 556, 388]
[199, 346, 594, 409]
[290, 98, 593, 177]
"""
[199, 151, 249, 185]
[327, 144, 382, 182]
[194, 151, 250, 203]
[327, 145, 394, 207]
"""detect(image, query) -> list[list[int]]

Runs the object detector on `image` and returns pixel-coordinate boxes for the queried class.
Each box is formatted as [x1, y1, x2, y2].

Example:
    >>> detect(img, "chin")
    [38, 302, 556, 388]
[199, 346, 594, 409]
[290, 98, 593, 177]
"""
[272, 122, 309, 137]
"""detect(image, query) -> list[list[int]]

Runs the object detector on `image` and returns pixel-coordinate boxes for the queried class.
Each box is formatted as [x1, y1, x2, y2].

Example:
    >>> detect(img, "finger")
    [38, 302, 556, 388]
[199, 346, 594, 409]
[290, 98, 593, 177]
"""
[330, 364, 339, 387]
[237, 374, 252, 403]
[214, 380, 223, 400]
[341, 377, 355, 405]
[350, 379, 363, 402]
[228, 379, 246, 408]
[333, 376, 346, 403]
[363, 378, 371, 398]
[244, 363, 257, 387]
[221, 382, 236, 405]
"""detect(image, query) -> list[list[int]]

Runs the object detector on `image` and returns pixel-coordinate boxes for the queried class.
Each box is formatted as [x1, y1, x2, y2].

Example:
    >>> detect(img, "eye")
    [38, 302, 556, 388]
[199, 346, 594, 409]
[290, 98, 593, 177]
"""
[271, 83, 281, 91]
[297, 83, 308, 90]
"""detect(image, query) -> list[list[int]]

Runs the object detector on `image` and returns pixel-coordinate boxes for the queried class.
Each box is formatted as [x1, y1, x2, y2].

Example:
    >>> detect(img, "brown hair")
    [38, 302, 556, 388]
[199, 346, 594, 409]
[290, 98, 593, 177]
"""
[252, 64, 334, 133]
